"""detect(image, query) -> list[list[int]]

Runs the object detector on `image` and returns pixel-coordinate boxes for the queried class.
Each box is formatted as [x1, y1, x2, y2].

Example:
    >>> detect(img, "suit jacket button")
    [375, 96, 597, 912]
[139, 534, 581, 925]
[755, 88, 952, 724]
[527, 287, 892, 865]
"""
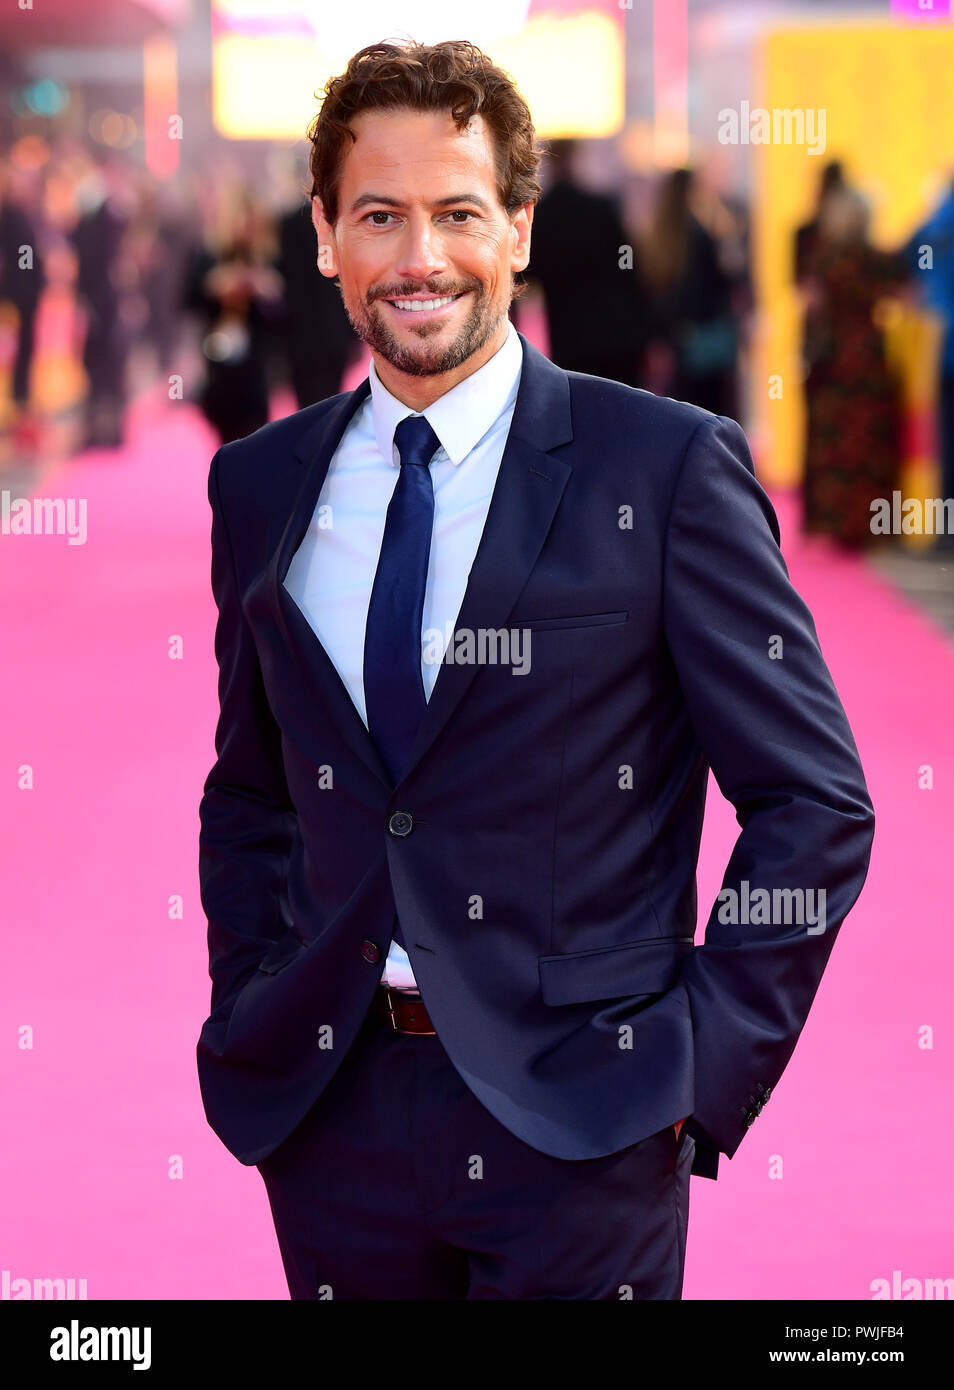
[360, 940, 381, 964]
[389, 811, 413, 837]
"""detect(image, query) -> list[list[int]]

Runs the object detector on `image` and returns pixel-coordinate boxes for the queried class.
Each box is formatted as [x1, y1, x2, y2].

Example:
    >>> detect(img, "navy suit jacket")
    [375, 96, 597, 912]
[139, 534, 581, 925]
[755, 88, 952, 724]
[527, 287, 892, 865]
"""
[197, 331, 875, 1181]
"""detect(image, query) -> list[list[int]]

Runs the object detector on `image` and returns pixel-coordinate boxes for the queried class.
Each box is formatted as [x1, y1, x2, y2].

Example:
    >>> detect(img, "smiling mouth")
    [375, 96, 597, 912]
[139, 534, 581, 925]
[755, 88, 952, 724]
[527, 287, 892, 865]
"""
[381, 291, 468, 317]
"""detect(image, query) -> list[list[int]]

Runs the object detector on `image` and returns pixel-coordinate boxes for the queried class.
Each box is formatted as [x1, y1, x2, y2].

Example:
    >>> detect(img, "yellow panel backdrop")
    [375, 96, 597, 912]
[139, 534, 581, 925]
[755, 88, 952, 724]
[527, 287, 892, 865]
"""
[754, 21, 954, 547]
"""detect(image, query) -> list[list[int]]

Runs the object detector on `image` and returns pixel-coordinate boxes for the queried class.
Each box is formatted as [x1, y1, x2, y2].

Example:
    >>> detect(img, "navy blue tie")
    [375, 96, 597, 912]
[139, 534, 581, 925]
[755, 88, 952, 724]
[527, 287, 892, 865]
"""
[364, 413, 441, 950]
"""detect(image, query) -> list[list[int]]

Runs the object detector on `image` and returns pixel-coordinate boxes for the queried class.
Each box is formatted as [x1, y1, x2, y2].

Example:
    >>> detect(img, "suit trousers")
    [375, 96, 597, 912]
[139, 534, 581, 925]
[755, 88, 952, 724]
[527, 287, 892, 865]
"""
[256, 1002, 695, 1300]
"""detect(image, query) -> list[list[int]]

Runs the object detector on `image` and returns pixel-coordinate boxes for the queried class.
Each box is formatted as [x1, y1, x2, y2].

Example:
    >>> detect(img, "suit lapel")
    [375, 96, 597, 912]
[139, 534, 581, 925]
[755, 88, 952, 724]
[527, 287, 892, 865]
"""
[402, 335, 574, 782]
[268, 378, 393, 787]
[269, 332, 574, 789]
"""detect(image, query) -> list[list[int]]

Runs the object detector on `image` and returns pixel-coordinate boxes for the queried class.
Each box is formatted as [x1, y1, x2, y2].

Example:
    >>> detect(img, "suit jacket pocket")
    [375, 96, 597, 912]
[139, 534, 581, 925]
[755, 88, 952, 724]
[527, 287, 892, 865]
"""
[256, 930, 306, 975]
[538, 935, 694, 1006]
[514, 610, 628, 632]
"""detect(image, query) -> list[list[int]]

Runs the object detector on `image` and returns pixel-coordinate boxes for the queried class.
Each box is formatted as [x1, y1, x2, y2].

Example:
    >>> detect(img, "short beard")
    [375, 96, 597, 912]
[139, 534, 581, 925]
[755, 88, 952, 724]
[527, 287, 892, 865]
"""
[337, 280, 512, 378]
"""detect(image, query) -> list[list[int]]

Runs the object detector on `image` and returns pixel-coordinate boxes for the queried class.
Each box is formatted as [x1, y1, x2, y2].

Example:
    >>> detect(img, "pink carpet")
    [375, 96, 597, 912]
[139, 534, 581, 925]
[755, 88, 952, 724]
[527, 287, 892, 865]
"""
[1, 361, 951, 1300]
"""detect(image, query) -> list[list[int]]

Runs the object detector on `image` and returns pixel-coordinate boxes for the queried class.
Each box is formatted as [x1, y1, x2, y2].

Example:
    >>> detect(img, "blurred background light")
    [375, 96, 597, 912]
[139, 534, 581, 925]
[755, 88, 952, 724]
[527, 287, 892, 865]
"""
[23, 78, 70, 118]
[211, 0, 623, 141]
[143, 32, 180, 178]
[88, 108, 138, 148]
[9, 134, 52, 171]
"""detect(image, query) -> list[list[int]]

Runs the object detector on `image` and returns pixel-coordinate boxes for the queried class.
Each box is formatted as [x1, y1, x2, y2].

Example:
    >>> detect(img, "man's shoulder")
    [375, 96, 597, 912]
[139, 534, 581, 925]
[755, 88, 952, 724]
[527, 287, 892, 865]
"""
[560, 366, 727, 455]
[216, 394, 345, 467]
[210, 390, 358, 502]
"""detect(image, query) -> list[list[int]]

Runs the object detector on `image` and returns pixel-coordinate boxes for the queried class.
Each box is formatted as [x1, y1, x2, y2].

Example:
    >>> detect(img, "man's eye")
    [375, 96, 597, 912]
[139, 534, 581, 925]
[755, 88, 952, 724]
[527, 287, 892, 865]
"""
[364, 210, 476, 225]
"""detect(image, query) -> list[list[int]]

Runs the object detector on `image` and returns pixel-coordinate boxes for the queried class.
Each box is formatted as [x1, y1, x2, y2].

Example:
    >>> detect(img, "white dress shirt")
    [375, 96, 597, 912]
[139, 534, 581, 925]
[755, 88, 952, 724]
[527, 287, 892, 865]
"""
[284, 318, 524, 990]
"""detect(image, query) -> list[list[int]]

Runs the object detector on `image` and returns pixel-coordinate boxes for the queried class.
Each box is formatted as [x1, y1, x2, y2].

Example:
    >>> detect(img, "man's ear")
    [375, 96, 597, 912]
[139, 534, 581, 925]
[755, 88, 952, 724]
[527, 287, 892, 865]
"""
[311, 196, 338, 277]
[510, 201, 534, 274]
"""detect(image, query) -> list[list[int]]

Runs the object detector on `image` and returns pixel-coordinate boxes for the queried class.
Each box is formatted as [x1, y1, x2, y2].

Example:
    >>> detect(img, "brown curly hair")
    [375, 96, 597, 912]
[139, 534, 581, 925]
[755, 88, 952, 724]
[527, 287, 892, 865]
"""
[306, 38, 545, 276]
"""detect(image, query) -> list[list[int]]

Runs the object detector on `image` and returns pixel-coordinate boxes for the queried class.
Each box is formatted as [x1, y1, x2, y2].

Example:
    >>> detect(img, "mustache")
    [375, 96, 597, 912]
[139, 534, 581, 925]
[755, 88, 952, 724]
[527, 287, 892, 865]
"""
[372, 285, 477, 301]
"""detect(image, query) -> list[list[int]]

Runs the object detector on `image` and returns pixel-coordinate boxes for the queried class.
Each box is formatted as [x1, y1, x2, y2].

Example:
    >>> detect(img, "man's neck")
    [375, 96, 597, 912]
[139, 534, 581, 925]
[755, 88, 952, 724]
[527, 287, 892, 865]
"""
[372, 319, 510, 411]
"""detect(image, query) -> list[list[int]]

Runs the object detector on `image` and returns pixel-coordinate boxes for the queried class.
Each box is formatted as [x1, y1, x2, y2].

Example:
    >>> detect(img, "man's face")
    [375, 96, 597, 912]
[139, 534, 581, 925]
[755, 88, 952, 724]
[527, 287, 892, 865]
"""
[312, 108, 533, 381]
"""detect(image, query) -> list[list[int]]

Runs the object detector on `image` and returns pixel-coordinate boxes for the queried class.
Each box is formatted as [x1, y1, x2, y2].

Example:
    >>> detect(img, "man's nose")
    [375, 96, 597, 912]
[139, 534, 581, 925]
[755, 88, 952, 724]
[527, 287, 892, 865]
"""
[393, 212, 448, 283]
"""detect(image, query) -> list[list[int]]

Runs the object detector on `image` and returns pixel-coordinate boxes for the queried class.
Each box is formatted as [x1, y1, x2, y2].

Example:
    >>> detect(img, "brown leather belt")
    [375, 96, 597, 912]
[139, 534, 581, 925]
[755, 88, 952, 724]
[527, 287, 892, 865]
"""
[371, 987, 436, 1035]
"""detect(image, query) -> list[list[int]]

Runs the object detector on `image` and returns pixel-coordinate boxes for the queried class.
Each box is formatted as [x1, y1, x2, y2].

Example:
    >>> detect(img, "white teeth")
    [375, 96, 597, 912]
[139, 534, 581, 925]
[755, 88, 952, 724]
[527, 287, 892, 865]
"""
[390, 295, 459, 312]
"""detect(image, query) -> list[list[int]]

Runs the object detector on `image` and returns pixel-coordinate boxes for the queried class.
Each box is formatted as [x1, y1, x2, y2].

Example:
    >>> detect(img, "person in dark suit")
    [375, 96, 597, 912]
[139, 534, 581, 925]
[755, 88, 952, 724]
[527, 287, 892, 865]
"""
[0, 160, 46, 449]
[71, 160, 134, 449]
[523, 138, 648, 385]
[197, 39, 875, 1301]
[277, 197, 361, 407]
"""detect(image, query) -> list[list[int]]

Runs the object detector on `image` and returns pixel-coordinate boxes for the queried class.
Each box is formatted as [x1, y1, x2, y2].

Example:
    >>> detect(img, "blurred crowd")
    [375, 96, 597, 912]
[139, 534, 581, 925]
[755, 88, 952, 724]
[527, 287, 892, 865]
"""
[1, 135, 952, 551]
[0, 140, 365, 452]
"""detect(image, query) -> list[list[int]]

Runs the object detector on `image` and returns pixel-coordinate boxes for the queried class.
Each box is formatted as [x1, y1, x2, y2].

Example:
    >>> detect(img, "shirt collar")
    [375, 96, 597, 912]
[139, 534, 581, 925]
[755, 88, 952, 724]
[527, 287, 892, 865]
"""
[368, 318, 523, 467]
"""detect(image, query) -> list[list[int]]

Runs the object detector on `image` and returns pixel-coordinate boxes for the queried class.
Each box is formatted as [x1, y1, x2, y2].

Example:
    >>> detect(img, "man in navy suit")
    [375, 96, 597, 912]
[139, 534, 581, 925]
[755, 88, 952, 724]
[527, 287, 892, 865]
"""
[197, 39, 875, 1300]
